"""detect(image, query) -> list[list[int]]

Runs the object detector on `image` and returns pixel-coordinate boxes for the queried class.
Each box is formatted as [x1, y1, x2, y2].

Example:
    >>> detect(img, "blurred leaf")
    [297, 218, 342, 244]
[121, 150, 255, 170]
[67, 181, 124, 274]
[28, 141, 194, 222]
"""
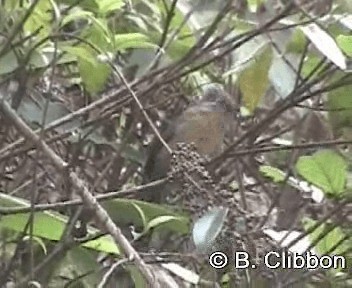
[17, 92, 80, 132]
[286, 29, 307, 54]
[0, 50, 19, 74]
[192, 206, 228, 253]
[84, 17, 113, 51]
[301, 53, 325, 78]
[97, 0, 124, 15]
[114, 33, 156, 50]
[23, 235, 47, 255]
[102, 199, 189, 235]
[303, 218, 349, 256]
[146, 215, 182, 231]
[61, 45, 97, 65]
[296, 150, 347, 196]
[269, 53, 299, 98]
[131, 202, 147, 229]
[162, 263, 200, 285]
[239, 46, 272, 113]
[338, 14, 352, 30]
[336, 35, 352, 56]
[259, 165, 286, 183]
[78, 54, 111, 93]
[224, 35, 268, 77]
[129, 266, 145, 288]
[60, 10, 93, 27]
[300, 23, 346, 70]
[247, 0, 263, 12]
[23, 0, 53, 38]
[58, 247, 101, 287]
[327, 82, 352, 135]
[0, 193, 119, 255]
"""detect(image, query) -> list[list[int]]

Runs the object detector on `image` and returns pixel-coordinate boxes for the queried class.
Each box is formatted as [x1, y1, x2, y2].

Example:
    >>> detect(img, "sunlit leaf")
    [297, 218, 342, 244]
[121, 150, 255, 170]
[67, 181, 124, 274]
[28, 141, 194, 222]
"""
[192, 207, 228, 253]
[97, 0, 124, 15]
[114, 33, 156, 50]
[336, 35, 352, 57]
[239, 46, 272, 113]
[300, 23, 346, 70]
[296, 150, 347, 196]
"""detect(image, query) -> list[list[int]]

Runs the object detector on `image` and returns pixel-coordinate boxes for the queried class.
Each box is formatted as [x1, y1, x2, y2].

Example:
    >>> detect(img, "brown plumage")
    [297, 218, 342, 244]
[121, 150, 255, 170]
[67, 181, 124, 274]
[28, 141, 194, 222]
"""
[142, 84, 234, 202]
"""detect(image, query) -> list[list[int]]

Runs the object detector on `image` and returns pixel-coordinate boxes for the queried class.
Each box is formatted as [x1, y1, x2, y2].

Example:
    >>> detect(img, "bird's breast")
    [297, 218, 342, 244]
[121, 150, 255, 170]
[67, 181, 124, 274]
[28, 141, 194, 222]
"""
[172, 111, 225, 157]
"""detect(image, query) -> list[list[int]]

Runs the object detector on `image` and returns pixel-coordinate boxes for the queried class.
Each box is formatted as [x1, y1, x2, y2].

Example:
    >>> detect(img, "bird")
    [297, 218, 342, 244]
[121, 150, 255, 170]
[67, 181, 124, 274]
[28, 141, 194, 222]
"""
[141, 84, 235, 203]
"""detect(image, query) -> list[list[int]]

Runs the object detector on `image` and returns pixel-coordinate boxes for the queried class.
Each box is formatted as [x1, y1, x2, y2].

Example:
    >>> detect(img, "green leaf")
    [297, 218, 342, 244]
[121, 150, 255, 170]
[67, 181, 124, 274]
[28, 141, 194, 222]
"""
[259, 165, 286, 183]
[23, 0, 53, 38]
[327, 80, 352, 136]
[0, 51, 19, 75]
[246, 0, 264, 12]
[114, 33, 156, 51]
[303, 218, 348, 256]
[0, 193, 119, 254]
[286, 29, 307, 54]
[336, 35, 352, 57]
[61, 45, 97, 65]
[296, 150, 347, 196]
[60, 10, 93, 27]
[59, 247, 102, 287]
[97, 0, 124, 15]
[239, 46, 272, 113]
[131, 202, 147, 229]
[101, 199, 189, 235]
[78, 57, 111, 93]
[146, 215, 182, 231]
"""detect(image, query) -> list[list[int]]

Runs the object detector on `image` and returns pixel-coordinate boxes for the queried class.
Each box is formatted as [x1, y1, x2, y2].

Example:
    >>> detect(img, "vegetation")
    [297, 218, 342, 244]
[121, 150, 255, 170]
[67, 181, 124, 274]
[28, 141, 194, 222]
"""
[0, 0, 351, 287]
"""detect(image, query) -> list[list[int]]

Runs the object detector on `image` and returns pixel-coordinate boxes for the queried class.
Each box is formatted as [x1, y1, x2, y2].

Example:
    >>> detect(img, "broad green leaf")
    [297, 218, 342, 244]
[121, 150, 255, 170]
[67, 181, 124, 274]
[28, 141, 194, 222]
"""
[78, 57, 111, 93]
[114, 33, 156, 50]
[0, 193, 119, 254]
[102, 199, 189, 235]
[60, 10, 93, 27]
[129, 266, 145, 288]
[146, 215, 182, 231]
[303, 218, 349, 256]
[296, 150, 347, 195]
[286, 29, 307, 54]
[336, 35, 352, 57]
[23, 0, 53, 38]
[259, 165, 286, 183]
[58, 247, 102, 287]
[61, 45, 97, 65]
[131, 202, 147, 229]
[327, 81, 352, 135]
[97, 0, 124, 15]
[239, 46, 272, 113]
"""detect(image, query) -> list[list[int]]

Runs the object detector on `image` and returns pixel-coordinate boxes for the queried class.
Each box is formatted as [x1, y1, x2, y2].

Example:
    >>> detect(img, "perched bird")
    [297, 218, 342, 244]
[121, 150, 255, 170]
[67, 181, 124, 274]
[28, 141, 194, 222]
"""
[142, 84, 235, 203]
